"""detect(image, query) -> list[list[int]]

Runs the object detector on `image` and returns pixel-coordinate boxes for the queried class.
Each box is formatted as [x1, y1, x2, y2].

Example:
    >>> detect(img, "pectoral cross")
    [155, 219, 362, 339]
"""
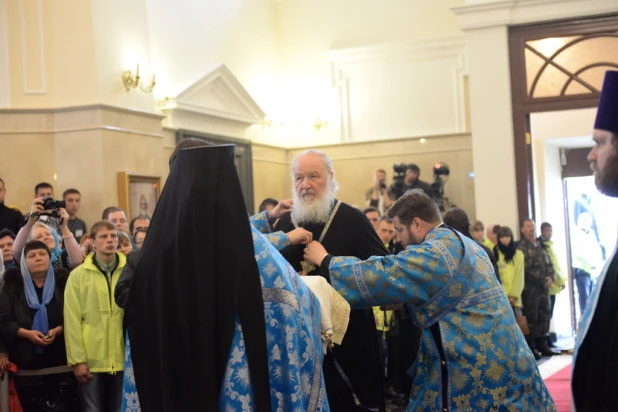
[300, 260, 316, 276]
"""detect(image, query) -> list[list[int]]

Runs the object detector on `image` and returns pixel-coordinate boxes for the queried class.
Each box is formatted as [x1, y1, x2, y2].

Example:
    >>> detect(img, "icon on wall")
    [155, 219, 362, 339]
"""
[117, 172, 161, 221]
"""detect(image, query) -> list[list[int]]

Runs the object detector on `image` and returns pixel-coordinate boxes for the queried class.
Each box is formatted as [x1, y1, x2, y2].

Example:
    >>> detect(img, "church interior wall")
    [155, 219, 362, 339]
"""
[4, 0, 618, 232]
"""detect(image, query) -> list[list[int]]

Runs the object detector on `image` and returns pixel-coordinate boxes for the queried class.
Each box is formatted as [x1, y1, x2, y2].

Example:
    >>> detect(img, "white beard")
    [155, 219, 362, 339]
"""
[291, 186, 337, 225]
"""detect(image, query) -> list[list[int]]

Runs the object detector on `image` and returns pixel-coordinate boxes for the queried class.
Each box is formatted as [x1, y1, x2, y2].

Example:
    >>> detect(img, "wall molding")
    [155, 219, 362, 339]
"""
[0, 104, 165, 137]
[17, 0, 46, 95]
[252, 157, 290, 165]
[163, 64, 266, 125]
[0, 103, 165, 119]
[0, 125, 164, 138]
[0, 0, 10, 107]
[328, 37, 469, 142]
[452, 0, 618, 30]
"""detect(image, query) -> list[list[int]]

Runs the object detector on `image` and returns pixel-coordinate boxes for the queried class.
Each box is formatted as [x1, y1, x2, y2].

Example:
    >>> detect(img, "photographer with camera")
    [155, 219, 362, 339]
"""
[11, 196, 84, 270]
[30, 183, 63, 234]
[366, 169, 393, 215]
[388, 164, 431, 201]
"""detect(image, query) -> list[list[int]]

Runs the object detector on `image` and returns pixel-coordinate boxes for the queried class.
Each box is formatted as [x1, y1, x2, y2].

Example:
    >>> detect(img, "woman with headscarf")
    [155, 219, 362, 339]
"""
[12, 215, 84, 270]
[0, 240, 76, 410]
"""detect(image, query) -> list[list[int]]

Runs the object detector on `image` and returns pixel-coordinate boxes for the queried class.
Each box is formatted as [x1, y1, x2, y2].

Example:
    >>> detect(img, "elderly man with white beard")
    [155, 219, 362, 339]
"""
[255, 149, 389, 411]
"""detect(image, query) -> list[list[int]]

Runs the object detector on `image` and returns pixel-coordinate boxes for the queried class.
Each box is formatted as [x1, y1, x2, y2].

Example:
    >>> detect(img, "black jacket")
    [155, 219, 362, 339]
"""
[114, 249, 141, 310]
[0, 267, 69, 369]
[0, 203, 23, 235]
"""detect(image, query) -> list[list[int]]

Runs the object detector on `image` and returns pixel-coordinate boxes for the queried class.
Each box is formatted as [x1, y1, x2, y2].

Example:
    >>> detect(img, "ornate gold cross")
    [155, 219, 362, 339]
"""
[300, 260, 316, 276]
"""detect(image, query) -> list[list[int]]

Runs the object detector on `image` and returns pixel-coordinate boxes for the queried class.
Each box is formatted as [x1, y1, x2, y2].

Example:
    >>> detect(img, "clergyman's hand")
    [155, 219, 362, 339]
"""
[287, 228, 313, 245]
[304, 241, 328, 266]
[269, 199, 293, 219]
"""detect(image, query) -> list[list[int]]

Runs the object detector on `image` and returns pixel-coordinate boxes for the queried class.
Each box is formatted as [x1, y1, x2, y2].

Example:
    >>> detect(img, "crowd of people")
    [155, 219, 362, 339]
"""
[0, 70, 615, 412]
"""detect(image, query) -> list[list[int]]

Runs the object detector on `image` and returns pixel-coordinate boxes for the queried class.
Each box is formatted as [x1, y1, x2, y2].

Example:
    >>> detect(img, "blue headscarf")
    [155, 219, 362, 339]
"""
[20, 251, 55, 353]
[30, 223, 63, 266]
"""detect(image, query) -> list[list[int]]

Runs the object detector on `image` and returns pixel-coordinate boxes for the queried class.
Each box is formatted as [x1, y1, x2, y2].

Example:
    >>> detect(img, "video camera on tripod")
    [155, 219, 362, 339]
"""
[429, 162, 455, 211]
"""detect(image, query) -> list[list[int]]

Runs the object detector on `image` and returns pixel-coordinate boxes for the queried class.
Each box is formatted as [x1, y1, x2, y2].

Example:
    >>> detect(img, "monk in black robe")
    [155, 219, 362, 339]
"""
[270, 149, 388, 411]
[572, 70, 618, 411]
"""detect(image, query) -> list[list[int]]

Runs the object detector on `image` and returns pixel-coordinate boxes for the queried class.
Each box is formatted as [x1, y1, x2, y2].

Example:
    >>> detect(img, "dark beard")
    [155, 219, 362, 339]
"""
[595, 149, 618, 197]
[496, 241, 517, 264]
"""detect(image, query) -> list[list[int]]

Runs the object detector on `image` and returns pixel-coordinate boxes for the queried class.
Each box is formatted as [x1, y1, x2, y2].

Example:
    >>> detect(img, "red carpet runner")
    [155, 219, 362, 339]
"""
[544, 363, 572, 412]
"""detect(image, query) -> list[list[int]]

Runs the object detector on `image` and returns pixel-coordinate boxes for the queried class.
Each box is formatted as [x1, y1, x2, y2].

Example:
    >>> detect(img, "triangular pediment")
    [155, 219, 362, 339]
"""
[164, 64, 266, 125]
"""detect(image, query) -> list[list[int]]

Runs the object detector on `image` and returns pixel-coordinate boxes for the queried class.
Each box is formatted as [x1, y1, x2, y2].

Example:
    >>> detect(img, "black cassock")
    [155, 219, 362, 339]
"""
[572, 250, 618, 411]
[277, 201, 387, 411]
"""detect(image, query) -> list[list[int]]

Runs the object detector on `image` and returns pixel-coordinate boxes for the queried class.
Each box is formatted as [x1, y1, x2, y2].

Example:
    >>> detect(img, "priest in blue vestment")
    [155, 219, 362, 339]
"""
[304, 188, 555, 411]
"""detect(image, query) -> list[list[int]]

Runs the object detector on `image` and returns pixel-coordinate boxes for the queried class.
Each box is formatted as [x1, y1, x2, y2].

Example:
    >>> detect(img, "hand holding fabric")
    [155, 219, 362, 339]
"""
[304, 241, 328, 267]
[269, 199, 293, 219]
[287, 228, 313, 245]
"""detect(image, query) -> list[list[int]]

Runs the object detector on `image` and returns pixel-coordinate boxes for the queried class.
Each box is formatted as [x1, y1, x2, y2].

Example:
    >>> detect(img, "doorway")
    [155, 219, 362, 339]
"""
[529, 109, 597, 348]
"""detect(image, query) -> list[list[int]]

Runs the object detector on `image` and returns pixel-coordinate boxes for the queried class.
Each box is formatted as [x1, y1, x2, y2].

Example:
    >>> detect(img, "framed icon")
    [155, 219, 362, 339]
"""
[117, 172, 161, 221]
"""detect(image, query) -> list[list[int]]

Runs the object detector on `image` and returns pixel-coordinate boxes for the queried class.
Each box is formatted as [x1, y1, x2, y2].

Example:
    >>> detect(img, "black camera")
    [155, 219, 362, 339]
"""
[390, 164, 408, 199]
[428, 162, 455, 211]
[42, 197, 66, 211]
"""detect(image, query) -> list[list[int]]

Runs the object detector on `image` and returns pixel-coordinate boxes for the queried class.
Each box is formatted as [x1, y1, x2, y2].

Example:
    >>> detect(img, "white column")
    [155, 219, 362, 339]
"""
[466, 26, 520, 231]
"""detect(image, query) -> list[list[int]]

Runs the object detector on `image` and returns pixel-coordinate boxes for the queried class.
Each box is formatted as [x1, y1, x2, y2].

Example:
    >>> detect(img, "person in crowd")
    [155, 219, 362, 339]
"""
[13, 201, 84, 270]
[129, 216, 149, 238]
[133, 228, 147, 249]
[571, 212, 602, 313]
[539, 222, 566, 347]
[0, 240, 77, 410]
[442, 207, 500, 282]
[104, 207, 130, 234]
[366, 169, 393, 215]
[123, 141, 327, 411]
[63, 189, 87, 243]
[304, 189, 555, 411]
[117, 232, 134, 256]
[470, 220, 485, 243]
[0, 178, 23, 234]
[258, 197, 278, 213]
[30, 183, 63, 234]
[518, 218, 559, 358]
[572, 70, 618, 411]
[64, 221, 126, 412]
[494, 226, 524, 308]
[0, 229, 15, 270]
[376, 215, 396, 252]
[484, 223, 499, 250]
[389, 164, 431, 200]
[363, 206, 381, 231]
[262, 149, 388, 411]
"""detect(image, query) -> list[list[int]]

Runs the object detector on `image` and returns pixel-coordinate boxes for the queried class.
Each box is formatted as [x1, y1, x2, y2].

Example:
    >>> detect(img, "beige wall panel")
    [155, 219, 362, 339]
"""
[53, 129, 104, 228]
[252, 143, 289, 211]
[286, 135, 476, 218]
[100, 130, 167, 219]
[0, 132, 57, 214]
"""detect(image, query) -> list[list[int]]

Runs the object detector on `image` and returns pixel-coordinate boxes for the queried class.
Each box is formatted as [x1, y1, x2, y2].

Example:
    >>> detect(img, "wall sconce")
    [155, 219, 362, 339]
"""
[122, 64, 156, 93]
[312, 118, 328, 131]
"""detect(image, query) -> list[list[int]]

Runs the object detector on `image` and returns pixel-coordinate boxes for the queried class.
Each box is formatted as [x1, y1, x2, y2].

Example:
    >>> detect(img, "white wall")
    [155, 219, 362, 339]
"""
[145, 0, 279, 112]
[90, 0, 155, 111]
[272, 0, 466, 146]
